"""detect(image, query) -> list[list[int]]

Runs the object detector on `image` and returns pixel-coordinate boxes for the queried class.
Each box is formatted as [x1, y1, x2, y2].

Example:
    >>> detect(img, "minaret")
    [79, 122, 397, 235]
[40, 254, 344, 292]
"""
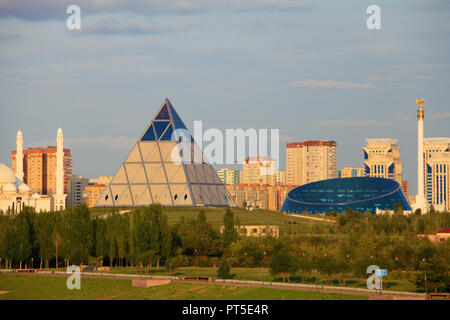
[53, 127, 67, 211]
[16, 129, 24, 181]
[415, 99, 427, 212]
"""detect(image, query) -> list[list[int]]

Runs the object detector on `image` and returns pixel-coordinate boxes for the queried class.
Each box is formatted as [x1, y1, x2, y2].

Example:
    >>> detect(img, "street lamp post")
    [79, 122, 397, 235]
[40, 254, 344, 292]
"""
[423, 258, 427, 299]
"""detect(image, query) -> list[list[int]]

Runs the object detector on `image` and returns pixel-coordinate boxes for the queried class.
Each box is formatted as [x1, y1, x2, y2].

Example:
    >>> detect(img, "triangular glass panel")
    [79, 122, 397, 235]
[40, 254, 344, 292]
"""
[153, 121, 170, 139]
[155, 103, 170, 120]
[141, 124, 156, 141]
[160, 123, 175, 141]
[169, 105, 182, 121]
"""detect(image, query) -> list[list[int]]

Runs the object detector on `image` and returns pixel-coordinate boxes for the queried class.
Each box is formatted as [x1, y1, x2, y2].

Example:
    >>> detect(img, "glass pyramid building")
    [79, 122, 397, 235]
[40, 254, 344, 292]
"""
[95, 98, 236, 207]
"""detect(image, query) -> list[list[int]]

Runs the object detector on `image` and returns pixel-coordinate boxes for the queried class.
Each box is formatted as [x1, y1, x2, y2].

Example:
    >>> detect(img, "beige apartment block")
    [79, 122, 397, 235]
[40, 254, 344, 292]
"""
[276, 170, 286, 185]
[286, 141, 337, 186]
[340, 167, 364, 178]
[243, 157, 276, 186]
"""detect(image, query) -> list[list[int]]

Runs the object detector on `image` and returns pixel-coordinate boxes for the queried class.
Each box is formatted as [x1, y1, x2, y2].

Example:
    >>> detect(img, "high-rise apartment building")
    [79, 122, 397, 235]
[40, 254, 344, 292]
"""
[243, 157, 276, 186]
[286, 141, 337, 186]
[362, 139, 403, 185]
[339, 167, 364, 178]
[216, 168, 241, 185]
[69, 175, 89, 207]
[12, 146, 72, 197]
[423, 138, 450, 211]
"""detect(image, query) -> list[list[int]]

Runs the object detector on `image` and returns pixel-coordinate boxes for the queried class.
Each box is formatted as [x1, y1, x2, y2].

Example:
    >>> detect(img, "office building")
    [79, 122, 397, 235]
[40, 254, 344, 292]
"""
[362, 139, 403, 185]
[423, 138, 450, 211]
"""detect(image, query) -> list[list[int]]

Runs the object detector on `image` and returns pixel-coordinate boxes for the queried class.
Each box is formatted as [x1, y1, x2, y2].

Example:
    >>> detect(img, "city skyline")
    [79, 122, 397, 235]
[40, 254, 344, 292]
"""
[1, 1, 450, 195]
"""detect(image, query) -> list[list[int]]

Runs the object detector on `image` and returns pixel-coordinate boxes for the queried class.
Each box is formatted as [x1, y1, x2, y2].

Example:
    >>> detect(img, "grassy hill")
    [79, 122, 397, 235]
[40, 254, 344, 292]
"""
[89, 206, 333, 234]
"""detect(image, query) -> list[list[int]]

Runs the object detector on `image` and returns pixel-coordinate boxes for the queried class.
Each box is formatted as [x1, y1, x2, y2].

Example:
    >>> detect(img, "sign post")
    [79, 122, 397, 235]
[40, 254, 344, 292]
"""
[375, 269, 387, 295]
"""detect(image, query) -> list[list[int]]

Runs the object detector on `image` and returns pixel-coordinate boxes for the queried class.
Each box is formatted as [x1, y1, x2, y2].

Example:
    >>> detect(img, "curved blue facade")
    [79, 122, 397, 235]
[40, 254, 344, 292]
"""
[281, 177, 411, 215]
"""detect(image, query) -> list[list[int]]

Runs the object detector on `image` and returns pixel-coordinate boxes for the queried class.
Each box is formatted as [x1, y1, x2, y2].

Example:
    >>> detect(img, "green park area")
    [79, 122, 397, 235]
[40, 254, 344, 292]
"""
[0, 273, 366, 300]
[0, 204, 449, 299]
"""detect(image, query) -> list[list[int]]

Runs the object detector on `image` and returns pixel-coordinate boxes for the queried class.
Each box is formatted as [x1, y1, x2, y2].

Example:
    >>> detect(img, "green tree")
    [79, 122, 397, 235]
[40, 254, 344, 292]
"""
[415, 256, 449, 293]
[35, 212, 55, 268]
[217, 259, 232, 279]
[270, 248, 299, 283]
[222, 209, 238, 248]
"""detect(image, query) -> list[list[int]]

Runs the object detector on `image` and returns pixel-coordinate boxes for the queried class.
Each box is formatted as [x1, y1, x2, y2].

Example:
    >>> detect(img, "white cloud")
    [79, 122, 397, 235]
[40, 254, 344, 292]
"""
[0, 0, 313, 20]
[314, 120, 391, 127]
[289, 80, 376, 89]
[367, 75, 398, 82]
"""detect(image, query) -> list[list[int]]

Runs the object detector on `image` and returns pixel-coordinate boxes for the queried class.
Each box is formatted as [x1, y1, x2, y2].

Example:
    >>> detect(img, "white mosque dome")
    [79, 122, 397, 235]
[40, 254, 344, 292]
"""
[18, 183, 31, 193]
[3, 183, 17, 193]
[0, 164, 17, 185]
[32, 193, 41, 199]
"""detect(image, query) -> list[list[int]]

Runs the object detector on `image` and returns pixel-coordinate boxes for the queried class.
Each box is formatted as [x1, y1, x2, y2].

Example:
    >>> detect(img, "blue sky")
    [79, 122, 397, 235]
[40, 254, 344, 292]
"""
[1, 0, 449, 194]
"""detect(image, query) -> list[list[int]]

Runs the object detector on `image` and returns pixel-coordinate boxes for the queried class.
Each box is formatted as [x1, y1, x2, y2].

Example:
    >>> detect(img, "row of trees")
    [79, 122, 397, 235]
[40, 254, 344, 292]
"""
[0, 205, 448, 291]
[330, 207, 450, 236]
[0, 205, 172, 269]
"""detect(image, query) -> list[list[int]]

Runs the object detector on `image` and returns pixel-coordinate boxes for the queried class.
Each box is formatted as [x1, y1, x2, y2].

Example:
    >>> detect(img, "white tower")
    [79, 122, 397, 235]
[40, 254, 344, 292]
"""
[414, 99, 428, 213]
[53, 127, 67, 211]
[16, 129, 24, 181]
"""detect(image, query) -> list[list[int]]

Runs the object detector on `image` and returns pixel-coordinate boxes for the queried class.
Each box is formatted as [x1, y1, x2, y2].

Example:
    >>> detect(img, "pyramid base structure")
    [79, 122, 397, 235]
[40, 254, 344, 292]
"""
[95, 98, 236, 208]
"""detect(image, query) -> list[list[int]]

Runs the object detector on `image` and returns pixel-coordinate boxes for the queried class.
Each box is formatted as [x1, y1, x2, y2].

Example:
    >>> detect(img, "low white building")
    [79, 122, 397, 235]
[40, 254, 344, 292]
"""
[0, 163, 52, 213]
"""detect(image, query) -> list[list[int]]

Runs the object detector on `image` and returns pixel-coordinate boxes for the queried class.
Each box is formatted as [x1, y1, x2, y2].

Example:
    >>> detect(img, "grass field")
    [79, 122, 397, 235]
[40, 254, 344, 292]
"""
[0, 274, 367, 300]
[90, 206, 333, 234]
[94, 266, 417, 293]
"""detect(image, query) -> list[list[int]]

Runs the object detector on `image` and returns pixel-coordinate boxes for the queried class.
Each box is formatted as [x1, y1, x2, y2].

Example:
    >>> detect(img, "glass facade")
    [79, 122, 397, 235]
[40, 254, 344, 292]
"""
[281, 177, 411, 214]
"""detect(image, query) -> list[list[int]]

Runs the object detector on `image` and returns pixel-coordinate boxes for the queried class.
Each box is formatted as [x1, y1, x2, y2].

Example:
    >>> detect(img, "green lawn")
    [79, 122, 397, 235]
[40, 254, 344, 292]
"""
[93, 267, 417, 293]
[0, 274, 366, 300]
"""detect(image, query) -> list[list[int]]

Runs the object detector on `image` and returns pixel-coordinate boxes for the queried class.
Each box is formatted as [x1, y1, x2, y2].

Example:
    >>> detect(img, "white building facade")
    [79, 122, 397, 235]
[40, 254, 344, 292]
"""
[423, 138, 450, 212]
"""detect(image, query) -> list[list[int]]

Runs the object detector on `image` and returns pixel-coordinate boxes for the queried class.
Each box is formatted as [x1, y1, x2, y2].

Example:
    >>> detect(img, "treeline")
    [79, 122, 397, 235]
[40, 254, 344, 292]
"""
[332, 207, 450, 236]
[0, 205, 449, 291]
[0, 204, 239, 270]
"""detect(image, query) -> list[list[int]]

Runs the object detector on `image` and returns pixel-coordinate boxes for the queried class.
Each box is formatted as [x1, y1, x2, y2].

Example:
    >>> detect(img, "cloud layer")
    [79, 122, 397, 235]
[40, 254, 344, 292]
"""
[0, 0, 313, 21]
[289, 80, 376, 90]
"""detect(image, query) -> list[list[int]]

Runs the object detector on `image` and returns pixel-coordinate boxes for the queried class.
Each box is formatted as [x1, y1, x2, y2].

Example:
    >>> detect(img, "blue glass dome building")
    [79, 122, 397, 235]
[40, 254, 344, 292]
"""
[281, 177, 411, 214]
